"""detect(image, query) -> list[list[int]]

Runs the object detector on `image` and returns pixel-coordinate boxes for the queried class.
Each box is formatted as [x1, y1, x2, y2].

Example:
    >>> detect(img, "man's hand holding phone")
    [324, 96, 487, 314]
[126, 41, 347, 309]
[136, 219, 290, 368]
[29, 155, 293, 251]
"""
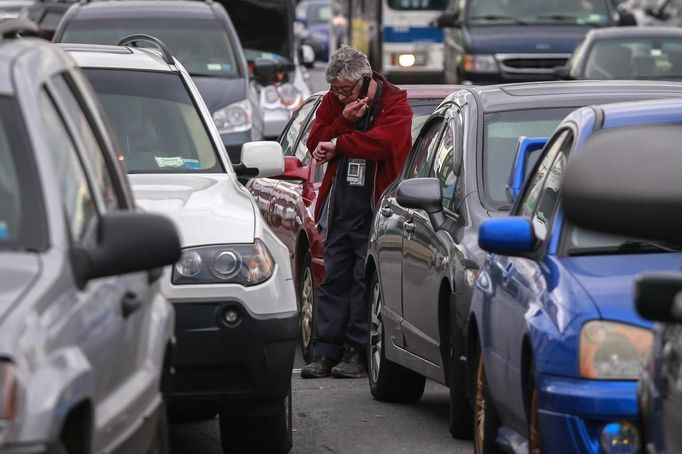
[342, 96, 369, 123]
[313, 140, 337, 164]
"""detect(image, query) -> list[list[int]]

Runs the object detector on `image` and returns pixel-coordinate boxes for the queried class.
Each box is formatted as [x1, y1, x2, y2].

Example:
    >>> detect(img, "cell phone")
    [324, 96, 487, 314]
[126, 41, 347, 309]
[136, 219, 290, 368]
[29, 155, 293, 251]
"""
[358, 75, 370, 100]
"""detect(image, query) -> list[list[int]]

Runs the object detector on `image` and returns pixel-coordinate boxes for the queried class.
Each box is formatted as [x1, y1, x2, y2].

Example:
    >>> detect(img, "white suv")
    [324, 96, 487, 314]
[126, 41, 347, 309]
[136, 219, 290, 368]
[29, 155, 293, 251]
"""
[63, 35, 298, 453]
[0, 21, 180, 454]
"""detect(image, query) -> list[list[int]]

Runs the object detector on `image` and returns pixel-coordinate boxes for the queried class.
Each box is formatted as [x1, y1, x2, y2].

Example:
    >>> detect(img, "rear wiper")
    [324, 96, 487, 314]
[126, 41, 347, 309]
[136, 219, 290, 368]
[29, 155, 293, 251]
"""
[470, 15, 528, 25]
[617, 240, 676, 252]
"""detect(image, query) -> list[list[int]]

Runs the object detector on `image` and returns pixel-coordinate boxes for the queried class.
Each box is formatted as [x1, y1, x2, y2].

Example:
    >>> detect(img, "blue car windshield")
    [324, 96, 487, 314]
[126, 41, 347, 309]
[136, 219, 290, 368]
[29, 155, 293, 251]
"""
[467, 0, 609, 25]
[61, 18, 241, 78]
[0, 96, 48, 251]
[563, 223, 682, 255]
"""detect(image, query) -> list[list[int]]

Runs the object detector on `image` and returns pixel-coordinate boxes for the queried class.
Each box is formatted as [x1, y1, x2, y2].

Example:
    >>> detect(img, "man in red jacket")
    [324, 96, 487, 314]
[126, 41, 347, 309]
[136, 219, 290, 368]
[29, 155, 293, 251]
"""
[300, 46, 412, 379]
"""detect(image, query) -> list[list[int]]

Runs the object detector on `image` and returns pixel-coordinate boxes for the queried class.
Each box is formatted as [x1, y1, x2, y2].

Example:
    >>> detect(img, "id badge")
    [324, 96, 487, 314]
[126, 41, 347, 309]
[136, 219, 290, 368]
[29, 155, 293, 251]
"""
[346, 159, 366, 186]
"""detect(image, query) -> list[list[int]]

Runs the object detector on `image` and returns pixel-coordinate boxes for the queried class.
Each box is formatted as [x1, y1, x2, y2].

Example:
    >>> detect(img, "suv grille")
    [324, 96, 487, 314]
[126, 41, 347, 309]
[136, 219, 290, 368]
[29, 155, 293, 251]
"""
[496, 53, 571, 74]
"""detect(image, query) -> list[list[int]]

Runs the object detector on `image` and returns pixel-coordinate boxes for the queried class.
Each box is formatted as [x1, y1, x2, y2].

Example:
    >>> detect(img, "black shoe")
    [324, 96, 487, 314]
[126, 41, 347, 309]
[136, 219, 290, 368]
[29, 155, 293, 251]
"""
[331, 347, 367, 378]
[300, 356, 337, 379]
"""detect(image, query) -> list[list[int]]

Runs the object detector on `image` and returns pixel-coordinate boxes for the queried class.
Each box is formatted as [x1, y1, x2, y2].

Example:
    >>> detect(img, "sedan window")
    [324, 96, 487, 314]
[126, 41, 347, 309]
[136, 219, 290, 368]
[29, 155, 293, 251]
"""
[404, 117, 444, 179]
[84, 69, 222, 174]
[584, 37, 682, 80]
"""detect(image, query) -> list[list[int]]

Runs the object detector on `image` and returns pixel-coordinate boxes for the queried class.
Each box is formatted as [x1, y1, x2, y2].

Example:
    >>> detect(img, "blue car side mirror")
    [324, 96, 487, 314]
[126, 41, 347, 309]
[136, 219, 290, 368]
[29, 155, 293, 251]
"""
[506, 137, 548, 203]
[479, 217, 535, 255]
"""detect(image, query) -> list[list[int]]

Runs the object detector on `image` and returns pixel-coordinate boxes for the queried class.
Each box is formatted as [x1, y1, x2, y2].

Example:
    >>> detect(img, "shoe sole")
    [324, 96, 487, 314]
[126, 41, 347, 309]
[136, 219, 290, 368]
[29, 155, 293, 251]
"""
[300, 371, 332, 379]
[331, 370, 367, 379]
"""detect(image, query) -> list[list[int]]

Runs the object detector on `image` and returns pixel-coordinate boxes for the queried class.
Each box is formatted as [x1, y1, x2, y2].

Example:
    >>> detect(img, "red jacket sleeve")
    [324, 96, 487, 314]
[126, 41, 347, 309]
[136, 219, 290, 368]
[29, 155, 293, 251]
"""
[306, 93, 355, 152]
[335, 93, 413, 162]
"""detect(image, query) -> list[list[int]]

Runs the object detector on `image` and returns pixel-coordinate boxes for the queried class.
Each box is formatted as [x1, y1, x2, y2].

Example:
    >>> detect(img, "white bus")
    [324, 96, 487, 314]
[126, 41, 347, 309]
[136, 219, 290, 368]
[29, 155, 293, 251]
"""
[333, 0, 447, 83]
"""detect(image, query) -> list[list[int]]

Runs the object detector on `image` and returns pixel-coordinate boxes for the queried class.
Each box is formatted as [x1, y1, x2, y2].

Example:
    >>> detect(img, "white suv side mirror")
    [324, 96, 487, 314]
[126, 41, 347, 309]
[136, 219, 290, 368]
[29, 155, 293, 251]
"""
[239, 141, 284, 178]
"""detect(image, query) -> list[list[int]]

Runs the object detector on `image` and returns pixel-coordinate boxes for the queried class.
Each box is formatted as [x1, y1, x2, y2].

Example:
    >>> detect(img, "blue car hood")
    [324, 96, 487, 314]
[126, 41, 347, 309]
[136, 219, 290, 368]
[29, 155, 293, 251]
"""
[466, 25, 593, 54]
[192, 76, 246, 113]
[560, 253, 682, 326]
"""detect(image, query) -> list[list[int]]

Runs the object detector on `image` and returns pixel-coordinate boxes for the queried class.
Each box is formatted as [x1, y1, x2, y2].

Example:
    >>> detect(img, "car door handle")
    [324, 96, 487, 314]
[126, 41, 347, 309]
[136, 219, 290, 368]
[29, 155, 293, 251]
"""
[380, 205, 392, 217]
[121, 291, 143, 318]
[403, 221, 415, 233]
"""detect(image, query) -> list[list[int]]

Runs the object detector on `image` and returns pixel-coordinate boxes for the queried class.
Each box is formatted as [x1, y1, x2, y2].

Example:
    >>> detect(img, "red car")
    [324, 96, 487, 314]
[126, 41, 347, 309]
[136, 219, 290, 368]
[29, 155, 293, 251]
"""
[247, 85, 459, 362]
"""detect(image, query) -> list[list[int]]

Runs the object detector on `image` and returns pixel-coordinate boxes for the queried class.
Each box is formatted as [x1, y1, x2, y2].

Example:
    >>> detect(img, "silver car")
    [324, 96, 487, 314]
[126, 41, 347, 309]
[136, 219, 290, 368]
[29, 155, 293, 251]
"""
[0, 20, 180, 454]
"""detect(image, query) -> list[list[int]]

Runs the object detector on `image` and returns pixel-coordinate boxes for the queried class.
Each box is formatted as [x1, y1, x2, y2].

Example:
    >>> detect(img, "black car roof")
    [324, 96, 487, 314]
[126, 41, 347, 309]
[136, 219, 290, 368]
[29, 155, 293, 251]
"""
[72, 0, 216, 20]
[456, 80, 682, 113]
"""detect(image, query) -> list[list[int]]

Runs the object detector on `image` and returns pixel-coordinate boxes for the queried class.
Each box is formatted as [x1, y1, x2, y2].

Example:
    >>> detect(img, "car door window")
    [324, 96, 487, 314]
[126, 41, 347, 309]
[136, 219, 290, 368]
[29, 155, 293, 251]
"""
[39, 89, 99, 247]
[404, 117, 444, 179]
[50, 73, 119, 211]
[281, 97, 318, 158]
[431, 122, 462, 212]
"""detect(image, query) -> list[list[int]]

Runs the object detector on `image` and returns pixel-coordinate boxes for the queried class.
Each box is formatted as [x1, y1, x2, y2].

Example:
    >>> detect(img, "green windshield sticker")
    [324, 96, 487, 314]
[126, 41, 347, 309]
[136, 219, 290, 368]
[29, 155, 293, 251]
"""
[207, 63, 223, 71]
[155, 156, 185, 168]
[0, 222, 7, 239]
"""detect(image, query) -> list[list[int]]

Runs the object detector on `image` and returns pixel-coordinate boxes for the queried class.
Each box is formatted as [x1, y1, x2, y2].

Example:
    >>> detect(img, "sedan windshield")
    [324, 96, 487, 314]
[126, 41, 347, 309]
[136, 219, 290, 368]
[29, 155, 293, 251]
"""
[584, 37, 682, 80]
[61, 19, 240, 78]
[468, 0, 609, 25]
[564, 223, 682, 255]
[84, 69, 223, 174]
[0, 97, 48, 251]
[482, 107, 573, 208]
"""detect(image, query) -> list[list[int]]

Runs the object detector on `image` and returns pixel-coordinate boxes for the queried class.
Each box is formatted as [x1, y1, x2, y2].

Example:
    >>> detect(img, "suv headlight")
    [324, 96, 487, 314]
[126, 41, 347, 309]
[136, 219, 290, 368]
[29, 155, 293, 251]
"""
[213, 99, 252, 134]
[173, 240, 275, 286]
[580, 321, 653, 380]
[262, 84, 303, 110]
[0, 362, 18, 422]
[463, 54, 498, 73]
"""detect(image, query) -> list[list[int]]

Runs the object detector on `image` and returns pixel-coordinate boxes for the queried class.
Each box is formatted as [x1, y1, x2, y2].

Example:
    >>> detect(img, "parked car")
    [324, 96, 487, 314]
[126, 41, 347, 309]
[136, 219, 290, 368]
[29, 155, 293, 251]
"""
[364, 80, 682, 441]
[246, 84, 457, 363]
[223, 0, 313, 139]
[0, 20, 180, 454]
[63, 36, 298, 453]
[296, 0, 331, 62]
[0, 0, 33, 20]
[53, 0, 264, 165]
[560, 100, 682, 454]
[434, 0, 636, 84]
[556, 26, 682, 81]
[469, 99, 682, 453]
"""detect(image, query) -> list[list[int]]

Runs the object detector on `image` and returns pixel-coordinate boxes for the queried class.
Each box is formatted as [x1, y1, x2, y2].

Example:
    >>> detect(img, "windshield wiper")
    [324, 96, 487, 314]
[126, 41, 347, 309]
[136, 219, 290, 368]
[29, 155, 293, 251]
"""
[567, 240, 678, 256]
[535, 14, 582, 22]
[617, 240, 677, 252]
[470, 15, 528, 25]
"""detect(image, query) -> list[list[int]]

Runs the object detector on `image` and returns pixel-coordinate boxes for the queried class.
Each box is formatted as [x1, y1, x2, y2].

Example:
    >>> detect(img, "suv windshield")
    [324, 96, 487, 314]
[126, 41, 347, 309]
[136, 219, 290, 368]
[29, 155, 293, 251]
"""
[0, 97, 48, 251]
[84, 69, 223, 174]
[468, 0, 609, 25]
[61, 18, 240, 78]
[482, 107, 573, 209]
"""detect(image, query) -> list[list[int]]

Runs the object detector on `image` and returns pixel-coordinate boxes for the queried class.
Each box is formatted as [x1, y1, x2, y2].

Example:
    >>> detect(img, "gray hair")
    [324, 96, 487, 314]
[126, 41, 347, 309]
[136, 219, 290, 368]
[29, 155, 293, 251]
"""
[325, 45, 372, 83]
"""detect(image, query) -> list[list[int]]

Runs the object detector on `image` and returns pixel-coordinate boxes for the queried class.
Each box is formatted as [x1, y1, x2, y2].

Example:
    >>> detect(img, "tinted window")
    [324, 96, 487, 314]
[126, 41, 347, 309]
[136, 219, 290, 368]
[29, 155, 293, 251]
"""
[0, 97, 47, 250]
[468, 0, 609, 25]
[432, 124, 462, 211]
[482, 108, 572, 208]
[405, 118, 444, 179]
[84, 69, 221, 174]
[282, 98, 318, 160]
[62, 19, 240, 78]
[40, 90, 98, 247]
[388, 0, 448, 10]
[584, 37, 682, 80]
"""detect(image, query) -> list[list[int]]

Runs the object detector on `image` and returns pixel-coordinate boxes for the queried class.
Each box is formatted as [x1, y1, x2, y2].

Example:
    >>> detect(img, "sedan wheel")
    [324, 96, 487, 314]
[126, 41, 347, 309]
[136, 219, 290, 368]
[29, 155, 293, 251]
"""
[529, 364, 542, 454]
[298, 251, 316, 363]
[473, 343, 502, 454]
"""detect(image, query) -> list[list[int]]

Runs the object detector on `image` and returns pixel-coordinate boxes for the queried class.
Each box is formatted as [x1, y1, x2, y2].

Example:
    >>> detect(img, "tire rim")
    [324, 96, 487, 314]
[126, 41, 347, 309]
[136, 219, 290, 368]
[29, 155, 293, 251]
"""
[300, 265, 314, 350]
[369, 280, 383, 383]
[474, 352, 486, 454]
[529, 386, 541, 454]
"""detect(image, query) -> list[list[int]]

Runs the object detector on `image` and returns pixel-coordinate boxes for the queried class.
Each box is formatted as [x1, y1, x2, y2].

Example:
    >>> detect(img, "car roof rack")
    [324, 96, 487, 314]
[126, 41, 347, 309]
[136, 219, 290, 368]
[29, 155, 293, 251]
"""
[117, 34, 174, 65]
[0, 19, 40, 39]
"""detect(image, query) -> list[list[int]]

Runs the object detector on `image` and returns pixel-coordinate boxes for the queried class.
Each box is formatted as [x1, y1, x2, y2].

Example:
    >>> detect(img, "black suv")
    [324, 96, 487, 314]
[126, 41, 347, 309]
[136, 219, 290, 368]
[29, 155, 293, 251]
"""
[53, 0, 264, 164]
[436, 0, 636, 84]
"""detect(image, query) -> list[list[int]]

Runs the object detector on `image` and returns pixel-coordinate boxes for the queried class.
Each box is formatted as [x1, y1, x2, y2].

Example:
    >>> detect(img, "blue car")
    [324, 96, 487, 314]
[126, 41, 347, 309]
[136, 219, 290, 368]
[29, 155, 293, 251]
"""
[468, 100, 682, 453]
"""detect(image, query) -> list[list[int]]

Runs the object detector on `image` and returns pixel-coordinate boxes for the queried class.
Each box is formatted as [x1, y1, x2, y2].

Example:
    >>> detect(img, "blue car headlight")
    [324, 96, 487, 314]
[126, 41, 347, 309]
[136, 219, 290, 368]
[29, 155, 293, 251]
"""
[213, 99, 252, 134]
[173, 240, 275, 286]
[579, 321, 652, 380]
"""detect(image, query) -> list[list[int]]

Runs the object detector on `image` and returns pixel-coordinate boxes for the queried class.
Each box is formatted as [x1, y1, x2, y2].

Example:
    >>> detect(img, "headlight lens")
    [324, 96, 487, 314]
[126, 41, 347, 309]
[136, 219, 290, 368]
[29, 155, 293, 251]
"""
[463, 54, 498, 73]
[172, 240, 275, 286]
[580, 321, 653, 380]
[262, 84, 303, 110]
[213, 99, 252, 134]
[0, 362, 18, 421]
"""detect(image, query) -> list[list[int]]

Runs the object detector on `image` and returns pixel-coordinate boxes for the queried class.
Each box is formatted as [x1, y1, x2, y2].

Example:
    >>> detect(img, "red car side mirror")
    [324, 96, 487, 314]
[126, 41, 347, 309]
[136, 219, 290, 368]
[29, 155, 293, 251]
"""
[281, 156, 309, 180]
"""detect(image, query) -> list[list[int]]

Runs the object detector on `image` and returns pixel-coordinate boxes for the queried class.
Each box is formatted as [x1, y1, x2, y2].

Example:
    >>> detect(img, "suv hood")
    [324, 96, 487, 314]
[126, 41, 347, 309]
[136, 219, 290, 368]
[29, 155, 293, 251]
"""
[466, 25, 594, 54]
[192, 77, 247, 113]
[560, 253, 682, 326]
[0, 253, 40, 323]
[129, 174, 255, 246]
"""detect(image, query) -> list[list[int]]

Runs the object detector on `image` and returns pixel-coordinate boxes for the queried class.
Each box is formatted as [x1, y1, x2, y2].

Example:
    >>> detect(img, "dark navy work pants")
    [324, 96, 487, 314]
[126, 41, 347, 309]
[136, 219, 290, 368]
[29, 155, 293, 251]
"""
[313, 227, 369, 361]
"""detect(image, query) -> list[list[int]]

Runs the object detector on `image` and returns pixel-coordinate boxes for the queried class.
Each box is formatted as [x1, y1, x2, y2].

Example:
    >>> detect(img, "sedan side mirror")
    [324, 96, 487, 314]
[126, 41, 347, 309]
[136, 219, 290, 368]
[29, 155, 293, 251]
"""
[72, 212, 180, 289]
[237, 141, 285, 178]
[478, 217, 535, 255]
[396, 177, 446, 230]
[635, 273, 682, 323]
[281, 156, 309, 180]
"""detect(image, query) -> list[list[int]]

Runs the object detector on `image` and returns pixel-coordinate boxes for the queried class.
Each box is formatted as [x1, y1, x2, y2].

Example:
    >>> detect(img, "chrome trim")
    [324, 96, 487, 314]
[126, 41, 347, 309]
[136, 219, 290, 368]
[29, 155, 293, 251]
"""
[495, 53, 572, 74]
